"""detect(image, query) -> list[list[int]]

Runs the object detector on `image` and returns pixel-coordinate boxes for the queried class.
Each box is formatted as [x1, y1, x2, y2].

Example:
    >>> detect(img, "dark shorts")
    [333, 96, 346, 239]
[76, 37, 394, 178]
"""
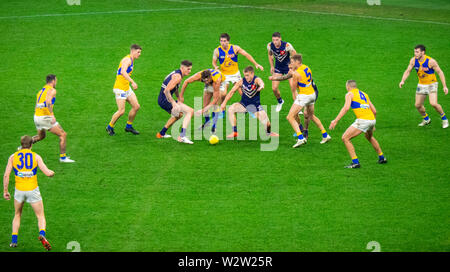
[158, 98, 173, 114]
[240, 102, 263, 113]
[274, 66, 290, 75]
[312, 80, 319, 101]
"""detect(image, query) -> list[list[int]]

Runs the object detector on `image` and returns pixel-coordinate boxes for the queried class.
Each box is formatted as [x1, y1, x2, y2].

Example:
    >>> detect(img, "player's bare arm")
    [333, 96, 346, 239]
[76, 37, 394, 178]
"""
[369, 101, 377, 117]
[212, 49, 219, 70]
[269, 70, 293, 81]
[179, 72, 201, 103]
[329, 92, 353, 130]
[197, 80, 221, 115]
[45, 88, 56, 123]
[255, 77, 265, 91]
[120, 57, 137, 90]
[399, 57, 415, 88]
[36, 154, 54, 177]
[289, 71, 302, 100]
[3, 155, 13, 200]
[235, 45, 264, 71]
[287, 43, 297, 56]
[267, 43, 274, 74]
[429, 59, 449, 95]
[164, 74, 182, 105]
[220, 80, 242, 111]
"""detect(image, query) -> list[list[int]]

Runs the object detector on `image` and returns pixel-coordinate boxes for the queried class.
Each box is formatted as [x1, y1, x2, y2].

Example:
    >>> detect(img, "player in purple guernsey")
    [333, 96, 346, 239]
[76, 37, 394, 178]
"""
[220, 66, 279, 138]
[156, 60, 195, 144]
[267, 32, 297, 112]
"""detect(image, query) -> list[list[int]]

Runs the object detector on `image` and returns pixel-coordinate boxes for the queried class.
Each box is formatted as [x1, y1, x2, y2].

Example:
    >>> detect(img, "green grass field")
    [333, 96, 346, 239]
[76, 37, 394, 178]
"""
[0, 0, 449, 252]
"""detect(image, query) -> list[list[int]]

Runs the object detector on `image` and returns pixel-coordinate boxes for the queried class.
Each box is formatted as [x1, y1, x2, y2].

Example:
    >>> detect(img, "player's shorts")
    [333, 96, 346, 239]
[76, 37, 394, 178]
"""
[294, 93, 316, 107]
[416, 82, 438, 95]
[351, 119, 376, 133]
[158, 98, 180, 117]
[34, 115, 59, 131]
[239, 102, 263, 113]
[204, 81, 226, 93]
[14, 187, 42, 204]
[113, 88, 135, 100]
[223, 71, 242, 85]
[274, 66, 290, 75]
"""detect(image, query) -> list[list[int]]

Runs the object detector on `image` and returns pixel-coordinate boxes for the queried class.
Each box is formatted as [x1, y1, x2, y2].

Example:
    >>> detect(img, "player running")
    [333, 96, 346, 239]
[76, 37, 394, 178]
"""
[106, 44, 142, 136]
[329, 80, 387, 168]
[267, 32, 297, 112]
[32, 74, 75, 163]
[180, 68, 225, 133]
[212, 33, 264, 120]
[270, 54, 331, 148]
[399, 44, 448, 128]
[156, 60, 195, 144]
[220, 66, 279, 138]
[3, 136, 55, 250]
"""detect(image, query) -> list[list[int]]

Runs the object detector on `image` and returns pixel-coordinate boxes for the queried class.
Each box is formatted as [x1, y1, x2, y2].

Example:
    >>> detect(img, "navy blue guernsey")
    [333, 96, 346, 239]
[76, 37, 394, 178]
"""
[158, 69, 182, 104]
[270, 41, 291, 74]
[240, 76, 261, 107]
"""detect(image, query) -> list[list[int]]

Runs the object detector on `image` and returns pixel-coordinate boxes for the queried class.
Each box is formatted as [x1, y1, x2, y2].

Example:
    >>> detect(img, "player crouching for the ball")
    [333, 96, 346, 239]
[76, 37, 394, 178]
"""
[220, 66, 279, 139]
[329, 80, 387, 168]
[156, 60, 194, 144]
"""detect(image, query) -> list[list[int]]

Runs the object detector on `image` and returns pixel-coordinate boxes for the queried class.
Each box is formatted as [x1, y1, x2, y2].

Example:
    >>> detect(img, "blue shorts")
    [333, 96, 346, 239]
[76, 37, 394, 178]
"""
[312, 80, 319, 101]
[158, 98, 173, 114]
[274, 66, 290, 75]
[240, 102, 263, 113]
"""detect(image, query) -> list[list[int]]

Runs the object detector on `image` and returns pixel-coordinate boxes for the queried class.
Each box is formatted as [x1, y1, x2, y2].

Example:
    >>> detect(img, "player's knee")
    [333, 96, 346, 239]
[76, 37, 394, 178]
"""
[430, 102, 440, 108]
[117, 109, 125, 116]
[60, 131, 67, 139]
[134, 103, 141, 111]
[341, 135, 349, 142]
[414, 103, 423, 109]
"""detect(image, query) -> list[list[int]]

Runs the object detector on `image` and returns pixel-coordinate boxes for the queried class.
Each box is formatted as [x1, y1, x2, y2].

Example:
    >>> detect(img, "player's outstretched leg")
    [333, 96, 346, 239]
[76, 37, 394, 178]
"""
[49, 124, 75, 163]
[287, 104, 307, 148]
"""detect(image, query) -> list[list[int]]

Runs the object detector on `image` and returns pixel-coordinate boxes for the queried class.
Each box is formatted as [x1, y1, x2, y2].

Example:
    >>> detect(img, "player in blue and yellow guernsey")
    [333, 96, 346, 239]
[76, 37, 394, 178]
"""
[156, 60, 194, 144]
[212, 33, 264, 120]
[32, 74, 75, 163]
[271, 54, 331, 148]
[3, 136, 55, 250]
[180, 68, 226, 133]
[220, 66, 279, 138]
[106, 44, 142, 136]
[399, 44, 448, 128]
[329, 80, 387, 168]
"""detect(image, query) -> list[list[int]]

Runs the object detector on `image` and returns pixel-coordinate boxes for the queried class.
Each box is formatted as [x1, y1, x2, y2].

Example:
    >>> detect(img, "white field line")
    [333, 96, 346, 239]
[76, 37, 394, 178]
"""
[165, 0, 450, 26]
[0, 6, 229, 20]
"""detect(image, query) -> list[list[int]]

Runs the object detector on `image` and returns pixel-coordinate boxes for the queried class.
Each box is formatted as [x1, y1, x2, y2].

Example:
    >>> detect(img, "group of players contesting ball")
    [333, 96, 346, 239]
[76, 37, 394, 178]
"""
[3, 32, 449, 250]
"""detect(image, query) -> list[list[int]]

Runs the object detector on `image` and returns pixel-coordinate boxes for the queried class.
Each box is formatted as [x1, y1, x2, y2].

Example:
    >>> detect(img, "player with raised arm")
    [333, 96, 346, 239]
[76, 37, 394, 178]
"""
[32, 74, 75, 163]
[3, 136, 55, 250]
[156, 60, 194, 144]
[212, 33, 264, 119]
[270, 54, 330, 148]
[180, 68, 225, 133]
[267, 32, 297, 112]
[220, 66, 279, 138]
[329, 80, 387, 168]
[399, 44, 448, 128]
[106, 44, 142, 136]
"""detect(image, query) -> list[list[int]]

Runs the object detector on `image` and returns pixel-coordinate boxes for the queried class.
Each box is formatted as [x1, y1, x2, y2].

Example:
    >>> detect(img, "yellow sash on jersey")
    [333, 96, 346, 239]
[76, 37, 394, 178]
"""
[13, 149, 38, 191]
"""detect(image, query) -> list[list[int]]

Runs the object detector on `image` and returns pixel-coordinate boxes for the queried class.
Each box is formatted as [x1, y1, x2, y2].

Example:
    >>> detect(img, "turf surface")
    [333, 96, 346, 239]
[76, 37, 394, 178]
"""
[0, 0, 448, 252]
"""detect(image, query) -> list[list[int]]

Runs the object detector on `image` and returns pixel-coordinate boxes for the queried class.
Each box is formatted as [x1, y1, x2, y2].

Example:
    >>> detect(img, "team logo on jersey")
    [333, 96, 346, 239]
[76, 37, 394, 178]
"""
[280, 50, 285, 55]
[228, 54, 235, 59]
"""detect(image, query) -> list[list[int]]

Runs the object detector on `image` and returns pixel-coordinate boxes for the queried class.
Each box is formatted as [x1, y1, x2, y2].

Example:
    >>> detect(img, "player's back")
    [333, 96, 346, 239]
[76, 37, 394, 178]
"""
[350, 88, 375, 120]
[12, 149, 39, 191]
[35, 85, 55, 117]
